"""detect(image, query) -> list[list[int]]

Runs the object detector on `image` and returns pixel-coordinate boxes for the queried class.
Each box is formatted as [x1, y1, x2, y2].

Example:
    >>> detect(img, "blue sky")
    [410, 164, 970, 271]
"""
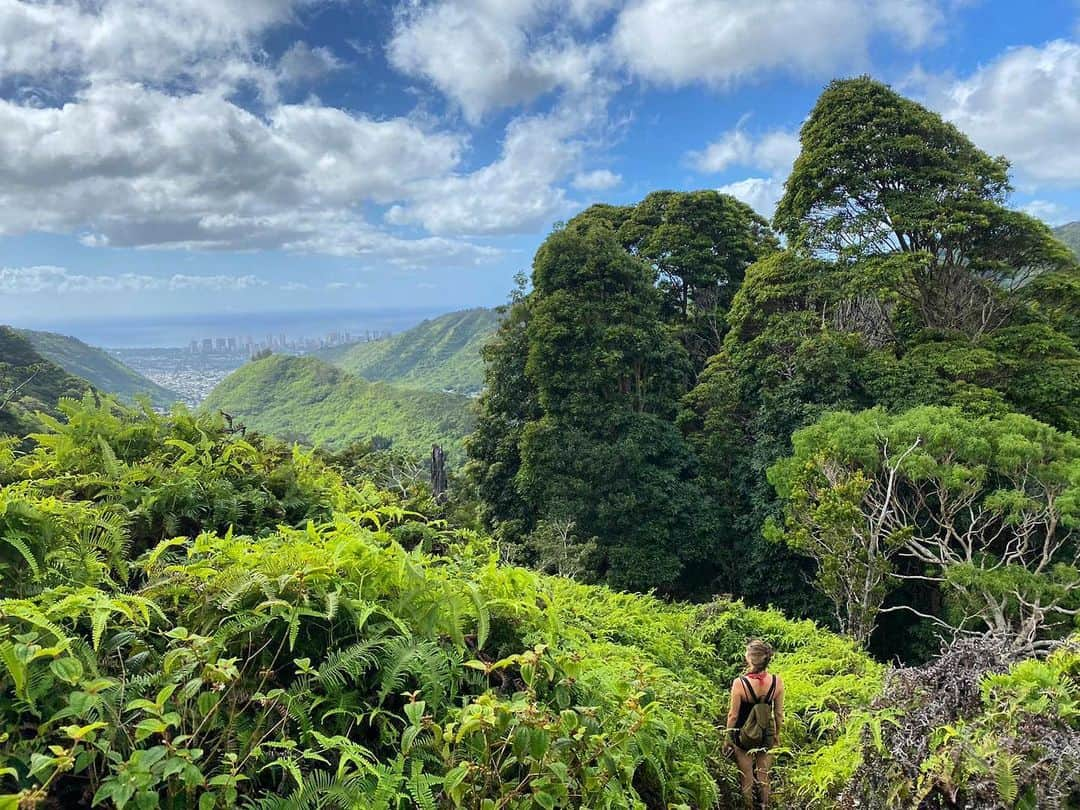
[2, 0, 1079, 336]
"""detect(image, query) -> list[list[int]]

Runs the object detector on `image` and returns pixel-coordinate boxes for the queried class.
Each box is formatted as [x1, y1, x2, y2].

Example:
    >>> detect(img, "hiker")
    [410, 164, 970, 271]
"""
[724, 639, 784, 809]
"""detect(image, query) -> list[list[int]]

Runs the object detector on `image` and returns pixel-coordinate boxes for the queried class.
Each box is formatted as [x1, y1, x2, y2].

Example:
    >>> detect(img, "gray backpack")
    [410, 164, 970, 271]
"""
[737, 675, 776, 750]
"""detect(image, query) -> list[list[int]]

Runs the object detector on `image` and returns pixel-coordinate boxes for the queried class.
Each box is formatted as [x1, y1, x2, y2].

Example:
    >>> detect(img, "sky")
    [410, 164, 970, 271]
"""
[1, 0, 1080, 338]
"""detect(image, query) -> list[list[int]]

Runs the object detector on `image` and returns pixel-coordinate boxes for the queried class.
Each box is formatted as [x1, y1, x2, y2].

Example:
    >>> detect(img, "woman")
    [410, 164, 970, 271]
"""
[724, 639, 784, 809]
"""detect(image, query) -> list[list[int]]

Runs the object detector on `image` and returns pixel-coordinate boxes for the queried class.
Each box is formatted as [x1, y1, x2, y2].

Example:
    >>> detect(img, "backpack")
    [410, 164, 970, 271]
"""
[736, 675, 776, 750]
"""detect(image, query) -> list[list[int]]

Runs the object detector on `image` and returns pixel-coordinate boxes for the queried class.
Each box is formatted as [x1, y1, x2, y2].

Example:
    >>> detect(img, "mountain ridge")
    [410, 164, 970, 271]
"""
[316, 307, 500, 395]
[18, 328, 180, 408]
[202, 353, 476, 459]
[0, 326, 92, 436]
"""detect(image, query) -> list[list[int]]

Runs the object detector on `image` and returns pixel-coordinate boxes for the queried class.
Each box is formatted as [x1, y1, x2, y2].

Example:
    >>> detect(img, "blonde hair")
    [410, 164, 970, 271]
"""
[745, 639, 774, 674]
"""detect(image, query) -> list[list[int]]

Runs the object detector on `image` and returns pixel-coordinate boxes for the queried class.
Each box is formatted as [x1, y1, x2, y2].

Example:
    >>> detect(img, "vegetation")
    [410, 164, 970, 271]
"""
[19, 329, 180, 409]
[4, 74, 1080, 808]
[680, 78, 1080, 631]
[1053, 221, 1080, 259]
[203, 354, 475, 460]
[0, 326, 91, 437]
[768, 406, 1080, 649]
[468, 191, 775, 593]
[318, 309, 500, 396]
[0, 396, 885, 809]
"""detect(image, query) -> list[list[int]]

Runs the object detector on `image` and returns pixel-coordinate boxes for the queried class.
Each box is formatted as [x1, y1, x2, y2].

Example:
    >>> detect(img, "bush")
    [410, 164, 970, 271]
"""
[0, 397, 881, 808]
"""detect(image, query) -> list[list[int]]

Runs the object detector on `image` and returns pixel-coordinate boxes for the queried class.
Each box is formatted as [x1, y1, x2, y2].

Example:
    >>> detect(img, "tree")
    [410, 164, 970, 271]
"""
[566, 191, 778, 366]
[681, 251, 877, 614]
[774, 77, 1075, 339]
[515, 223, 709, 591]
[769, 406, 1080, 651]
[464, 275, 540, 544]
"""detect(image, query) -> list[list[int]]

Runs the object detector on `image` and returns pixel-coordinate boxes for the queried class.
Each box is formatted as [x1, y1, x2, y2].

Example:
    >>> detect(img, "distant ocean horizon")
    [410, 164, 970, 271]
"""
[9, 306, 457, 348]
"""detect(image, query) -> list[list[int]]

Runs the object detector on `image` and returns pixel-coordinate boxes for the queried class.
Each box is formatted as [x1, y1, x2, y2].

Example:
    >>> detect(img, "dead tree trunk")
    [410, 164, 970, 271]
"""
[430, 444, 448, 504]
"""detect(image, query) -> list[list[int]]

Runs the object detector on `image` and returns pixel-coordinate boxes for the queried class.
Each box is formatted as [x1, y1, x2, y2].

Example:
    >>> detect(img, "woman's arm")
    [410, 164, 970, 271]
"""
[725, 680, 742, 744]
[772, 679, 784, 747]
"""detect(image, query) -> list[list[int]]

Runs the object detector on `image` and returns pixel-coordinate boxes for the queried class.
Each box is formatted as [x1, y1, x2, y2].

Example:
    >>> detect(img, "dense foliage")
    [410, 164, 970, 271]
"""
[5, 75, 1080, 809]
[468, 191, 775, 594]
[317, 309, 500, 397]
[202, 355, 475, 461]
[681, 79, 1080, 631]
[19, 330, 179, 409]
[768, 406, 1080, 649]
[0, 397, 885, 809]
[0, 327, 91, 437]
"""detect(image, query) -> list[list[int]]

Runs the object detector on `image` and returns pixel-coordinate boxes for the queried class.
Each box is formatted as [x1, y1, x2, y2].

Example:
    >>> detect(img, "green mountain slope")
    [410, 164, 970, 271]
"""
[318, 307, 500, 395]
[0, 326, 91, 436]
[1053, 221, 1080, 258]
[18, 328, 179, 408]
[203, 354, 475, 458]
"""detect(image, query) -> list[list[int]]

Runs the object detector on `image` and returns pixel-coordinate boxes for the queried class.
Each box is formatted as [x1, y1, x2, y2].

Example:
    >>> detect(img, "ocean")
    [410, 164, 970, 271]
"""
[13, 307, 451, 348]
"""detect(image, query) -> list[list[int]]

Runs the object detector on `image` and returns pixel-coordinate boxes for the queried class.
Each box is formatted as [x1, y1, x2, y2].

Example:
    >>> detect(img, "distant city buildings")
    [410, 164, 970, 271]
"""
[184, 328, 392, 357]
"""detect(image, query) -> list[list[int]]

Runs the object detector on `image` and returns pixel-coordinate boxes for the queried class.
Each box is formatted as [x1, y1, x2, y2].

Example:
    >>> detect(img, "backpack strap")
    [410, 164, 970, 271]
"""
[763, 674, 777, 704]
[739, 676, 758, 705]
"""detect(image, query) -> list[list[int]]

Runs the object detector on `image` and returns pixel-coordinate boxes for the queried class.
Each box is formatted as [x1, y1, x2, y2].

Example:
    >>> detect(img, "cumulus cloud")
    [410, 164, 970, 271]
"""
[686, 125, 798, 217]
[0, 265, 266, 294]
[922, 40, 1080, 186]
[388, 0, 612, 122]
[572, 168, 621, 190]
[1018, 199, 1071, 225]
[688, 126, 799, 175]
[0, 83, 501, 260]
[276, 41, 343, 86]
[386, 98, 607, 235]
[612, 0, 943, 86]
[715, 177, 787, 218]
[0, 0, 308, 90]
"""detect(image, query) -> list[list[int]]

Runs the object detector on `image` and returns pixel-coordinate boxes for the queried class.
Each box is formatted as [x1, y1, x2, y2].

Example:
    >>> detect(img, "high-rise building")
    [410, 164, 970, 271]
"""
[201, 338, 213, 352]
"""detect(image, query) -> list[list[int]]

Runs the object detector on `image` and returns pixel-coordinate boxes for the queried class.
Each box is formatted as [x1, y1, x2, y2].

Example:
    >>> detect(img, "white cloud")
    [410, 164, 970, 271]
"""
[276, 41, 342, 86]
[386, 99, 606, 235]
[0, 83, 503, 261]
[715, 176, 786, 218]
[572, 168, 621, 190]
[0, 0, 309, 90]
[612, 0, 943, 87]
[1018, 199, 1072, 226]
[923, 40, 1080, 186]
[688, 127, 799, 175]
[0, 265, 265, 294]
[387, 0, 611, 122]
[687, 125, 798, 217]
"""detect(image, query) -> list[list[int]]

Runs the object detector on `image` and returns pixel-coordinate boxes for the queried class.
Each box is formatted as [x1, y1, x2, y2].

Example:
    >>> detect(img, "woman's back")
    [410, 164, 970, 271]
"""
[732, 672, 780, 730]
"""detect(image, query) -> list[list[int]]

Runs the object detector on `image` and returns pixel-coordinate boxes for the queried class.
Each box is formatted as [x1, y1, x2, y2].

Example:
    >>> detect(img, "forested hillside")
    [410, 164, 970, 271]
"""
[1054, 221, 1080, 257]
[19, 328, 179, 408]
[317, 308, 500, 395]
[203, 354, 475, 459]
[0, 326, 91, 435]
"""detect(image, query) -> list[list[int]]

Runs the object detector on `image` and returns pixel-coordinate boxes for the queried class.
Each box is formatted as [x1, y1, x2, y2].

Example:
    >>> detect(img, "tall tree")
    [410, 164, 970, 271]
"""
[516, 223, 709, 591]
[566, 191, 778, 366]
[774, 76, 1075, 339]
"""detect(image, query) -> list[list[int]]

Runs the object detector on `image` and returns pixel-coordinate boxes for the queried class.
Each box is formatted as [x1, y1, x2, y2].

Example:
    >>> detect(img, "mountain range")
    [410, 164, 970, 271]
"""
[315, 307, 500, 396]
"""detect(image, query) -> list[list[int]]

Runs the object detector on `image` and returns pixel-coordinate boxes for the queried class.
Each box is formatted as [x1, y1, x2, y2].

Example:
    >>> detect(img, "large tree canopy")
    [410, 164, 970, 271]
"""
[567, 190, 778, 366]
[774, 76, 1076, 338]
[469, 222, 710, 592]
[768, 406, 1080, 651]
